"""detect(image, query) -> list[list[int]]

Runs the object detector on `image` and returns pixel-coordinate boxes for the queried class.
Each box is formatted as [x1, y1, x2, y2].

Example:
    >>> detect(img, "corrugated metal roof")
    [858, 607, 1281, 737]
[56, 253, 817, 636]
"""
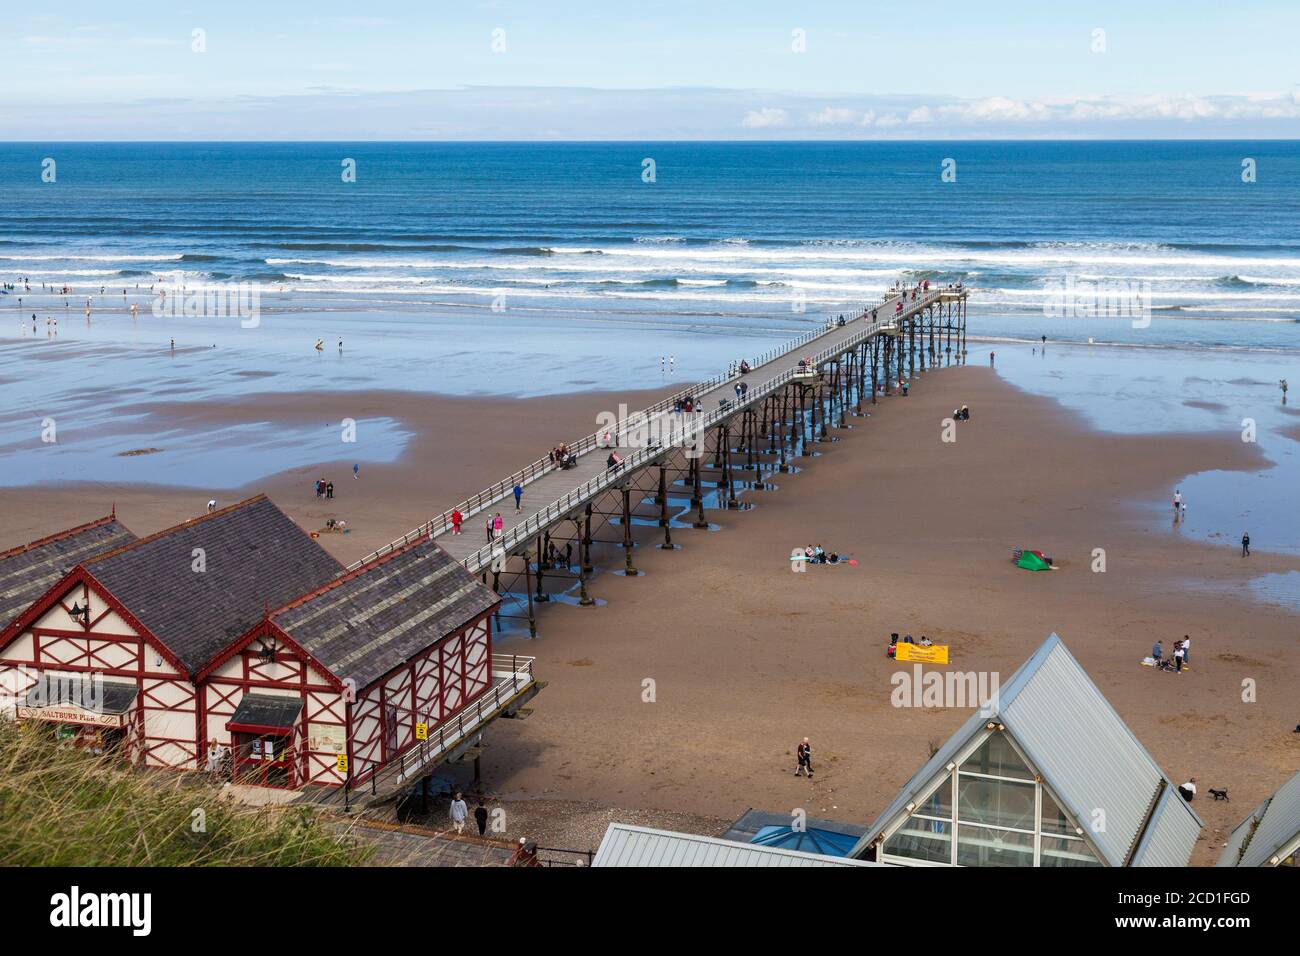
[1131, 787, 1201, 867]
[593, 824, 879, 867]
[1217, 771, 1300, 867]
[850, 634, 1201, 866]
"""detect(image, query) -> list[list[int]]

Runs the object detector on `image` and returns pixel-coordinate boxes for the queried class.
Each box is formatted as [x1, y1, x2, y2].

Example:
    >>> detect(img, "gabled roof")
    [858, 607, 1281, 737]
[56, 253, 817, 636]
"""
[83, 496, 342, 674]
[851, 633, 1202, 867]
[1217, 770, 1300, 867]
[266, 534, 499, 689]
[593, 824, 882, 868]
[0, 514, 136, 634]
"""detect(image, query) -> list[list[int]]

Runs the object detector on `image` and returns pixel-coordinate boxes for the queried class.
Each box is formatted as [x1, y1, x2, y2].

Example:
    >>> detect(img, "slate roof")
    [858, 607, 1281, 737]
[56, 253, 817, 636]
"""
[850, 633, 1202, 867]
[84, 496, 342, 675]
[0, 515, 136, 633]
[270, 535, 500, 689]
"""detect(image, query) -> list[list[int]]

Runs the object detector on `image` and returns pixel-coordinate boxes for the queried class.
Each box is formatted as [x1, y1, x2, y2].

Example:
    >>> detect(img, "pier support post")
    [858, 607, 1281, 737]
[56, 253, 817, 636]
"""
[524, 555, 536, 639]
[745, 410, 756, 471]
[534, 532, 549, 602]
[575, 518, 594, 605]
[622, 487, 639, 574]
[871, 339, 879, 405]
[659, 473, 674, 550]
[766, 396, 777, 454]
[582, 504, 594, 573]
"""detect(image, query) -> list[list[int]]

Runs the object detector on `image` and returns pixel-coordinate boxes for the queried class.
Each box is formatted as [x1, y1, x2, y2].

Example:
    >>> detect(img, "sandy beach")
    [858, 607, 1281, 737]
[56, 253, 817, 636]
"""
[4, 355, 1297, 865]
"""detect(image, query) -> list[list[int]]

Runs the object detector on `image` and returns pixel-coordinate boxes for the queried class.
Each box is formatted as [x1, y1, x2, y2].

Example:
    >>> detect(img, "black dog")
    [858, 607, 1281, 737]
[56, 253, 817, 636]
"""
[1209, 788, 1230, 802]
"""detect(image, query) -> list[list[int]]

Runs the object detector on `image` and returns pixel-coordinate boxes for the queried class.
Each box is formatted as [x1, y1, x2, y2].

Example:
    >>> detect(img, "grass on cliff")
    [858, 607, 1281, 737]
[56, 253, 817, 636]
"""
[0, 720, 366, 866]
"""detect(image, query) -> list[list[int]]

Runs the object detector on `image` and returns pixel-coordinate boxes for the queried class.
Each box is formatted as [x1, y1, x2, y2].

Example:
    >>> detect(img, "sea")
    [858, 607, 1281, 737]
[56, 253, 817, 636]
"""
[1, 141, 1299, 346]
[0, 141, 1297, 568]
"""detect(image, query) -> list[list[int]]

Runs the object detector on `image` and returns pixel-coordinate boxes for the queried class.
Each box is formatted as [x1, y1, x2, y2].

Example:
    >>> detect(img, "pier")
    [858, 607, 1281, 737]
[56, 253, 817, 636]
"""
[355, 286, 969, 637]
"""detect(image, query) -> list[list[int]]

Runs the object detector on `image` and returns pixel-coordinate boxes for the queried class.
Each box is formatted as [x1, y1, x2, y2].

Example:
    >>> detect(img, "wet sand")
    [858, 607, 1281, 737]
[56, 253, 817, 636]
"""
[5, 366, 1298, 864]
[2, 385, 674, 563]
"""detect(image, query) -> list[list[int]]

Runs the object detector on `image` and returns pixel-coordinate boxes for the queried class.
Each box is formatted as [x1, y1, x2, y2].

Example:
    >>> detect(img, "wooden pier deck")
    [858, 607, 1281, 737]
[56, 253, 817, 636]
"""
[355, 287, 968, 577]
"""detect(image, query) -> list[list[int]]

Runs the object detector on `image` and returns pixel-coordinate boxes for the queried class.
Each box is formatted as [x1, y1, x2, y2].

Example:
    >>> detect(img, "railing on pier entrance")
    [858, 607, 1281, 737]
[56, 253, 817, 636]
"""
[348, 289, 947, 571]
[453, 289, 950, 574]
[333, 654, 538, 809]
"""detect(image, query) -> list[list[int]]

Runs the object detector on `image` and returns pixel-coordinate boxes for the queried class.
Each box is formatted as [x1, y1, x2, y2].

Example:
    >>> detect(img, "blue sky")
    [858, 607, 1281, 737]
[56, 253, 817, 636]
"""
[3, 1, 1299, 139]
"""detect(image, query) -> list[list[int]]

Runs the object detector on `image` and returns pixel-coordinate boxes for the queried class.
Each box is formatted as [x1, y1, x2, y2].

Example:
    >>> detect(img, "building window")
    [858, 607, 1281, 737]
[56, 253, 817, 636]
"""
[880, 730, 1103, 867]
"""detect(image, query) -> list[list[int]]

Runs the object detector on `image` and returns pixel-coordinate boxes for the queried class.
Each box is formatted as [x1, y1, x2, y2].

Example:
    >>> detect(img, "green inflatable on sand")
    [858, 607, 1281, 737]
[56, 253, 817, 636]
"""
[1016, 551, 1052, 571]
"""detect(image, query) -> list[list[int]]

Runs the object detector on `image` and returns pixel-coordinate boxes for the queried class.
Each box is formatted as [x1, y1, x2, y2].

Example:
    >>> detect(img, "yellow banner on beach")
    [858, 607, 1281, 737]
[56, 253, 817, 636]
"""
[895, 643, 950, 664]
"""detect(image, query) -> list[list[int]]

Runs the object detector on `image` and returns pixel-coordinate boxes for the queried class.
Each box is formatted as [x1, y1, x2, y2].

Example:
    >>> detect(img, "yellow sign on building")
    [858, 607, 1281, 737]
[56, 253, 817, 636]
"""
[895, 643, 951, 664]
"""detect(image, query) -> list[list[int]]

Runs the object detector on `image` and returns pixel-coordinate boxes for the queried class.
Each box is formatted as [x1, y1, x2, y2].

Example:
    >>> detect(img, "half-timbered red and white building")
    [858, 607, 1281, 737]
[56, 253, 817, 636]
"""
[0, 496, 342, 770]
[0, 496, 526, 796]
[197, 534, 499, 789]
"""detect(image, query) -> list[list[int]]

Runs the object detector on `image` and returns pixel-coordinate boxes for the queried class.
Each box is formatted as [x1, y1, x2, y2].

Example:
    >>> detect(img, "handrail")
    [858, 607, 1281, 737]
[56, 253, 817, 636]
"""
[350, 291, 941, 570]
[455, 289, 947, 572]
[337, 654, 538, 801]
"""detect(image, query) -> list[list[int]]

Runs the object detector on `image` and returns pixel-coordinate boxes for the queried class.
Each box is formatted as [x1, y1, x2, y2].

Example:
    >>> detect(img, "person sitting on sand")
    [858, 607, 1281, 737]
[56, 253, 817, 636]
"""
[960, 405, 970, 421]
[920, 635, 933, 647]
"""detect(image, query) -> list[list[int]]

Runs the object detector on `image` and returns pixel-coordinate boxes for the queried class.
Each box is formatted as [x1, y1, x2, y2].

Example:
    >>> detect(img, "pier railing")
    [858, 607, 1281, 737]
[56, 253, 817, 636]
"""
[454, 290, 946, 573]
[351, 286, 951, 571]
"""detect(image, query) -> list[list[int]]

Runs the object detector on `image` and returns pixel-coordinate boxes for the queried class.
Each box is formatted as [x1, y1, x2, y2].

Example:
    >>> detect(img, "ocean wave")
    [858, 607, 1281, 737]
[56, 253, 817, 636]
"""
[0, 253, 184, 263]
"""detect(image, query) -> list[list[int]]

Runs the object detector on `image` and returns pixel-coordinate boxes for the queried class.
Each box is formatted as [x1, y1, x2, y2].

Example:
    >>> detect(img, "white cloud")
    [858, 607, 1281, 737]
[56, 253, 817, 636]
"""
[906, 106, 933, 124]
[741, 107, 788, 128]
[807, 106, 858, 126]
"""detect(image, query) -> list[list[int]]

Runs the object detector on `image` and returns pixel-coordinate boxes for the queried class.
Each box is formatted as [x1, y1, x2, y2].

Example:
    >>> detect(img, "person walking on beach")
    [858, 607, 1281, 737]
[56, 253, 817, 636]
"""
[794, 737, 814, 779]
[989, 351, 995, 366]
[1241, 531, 1251, 557]
[1173, 489, 1183, 516]
[513, 482, 523, 511]
[353, 463, 360, 480]
[1174, 641, 1185, 673]
[451, 509, 463, 535]
[449, 792, 468, 834]
[493, 513, 504, 540]
[325, 481, 334, 500]
[474, 800, 489, 836]
[1181, 634, 1191, 666]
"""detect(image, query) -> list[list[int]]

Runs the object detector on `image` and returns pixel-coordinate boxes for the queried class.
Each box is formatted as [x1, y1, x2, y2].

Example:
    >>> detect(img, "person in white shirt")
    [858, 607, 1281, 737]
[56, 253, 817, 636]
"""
[1178, 777, 1197, 802]
[1181, 634, 1191, 665]
[449, 792, 469, 834]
